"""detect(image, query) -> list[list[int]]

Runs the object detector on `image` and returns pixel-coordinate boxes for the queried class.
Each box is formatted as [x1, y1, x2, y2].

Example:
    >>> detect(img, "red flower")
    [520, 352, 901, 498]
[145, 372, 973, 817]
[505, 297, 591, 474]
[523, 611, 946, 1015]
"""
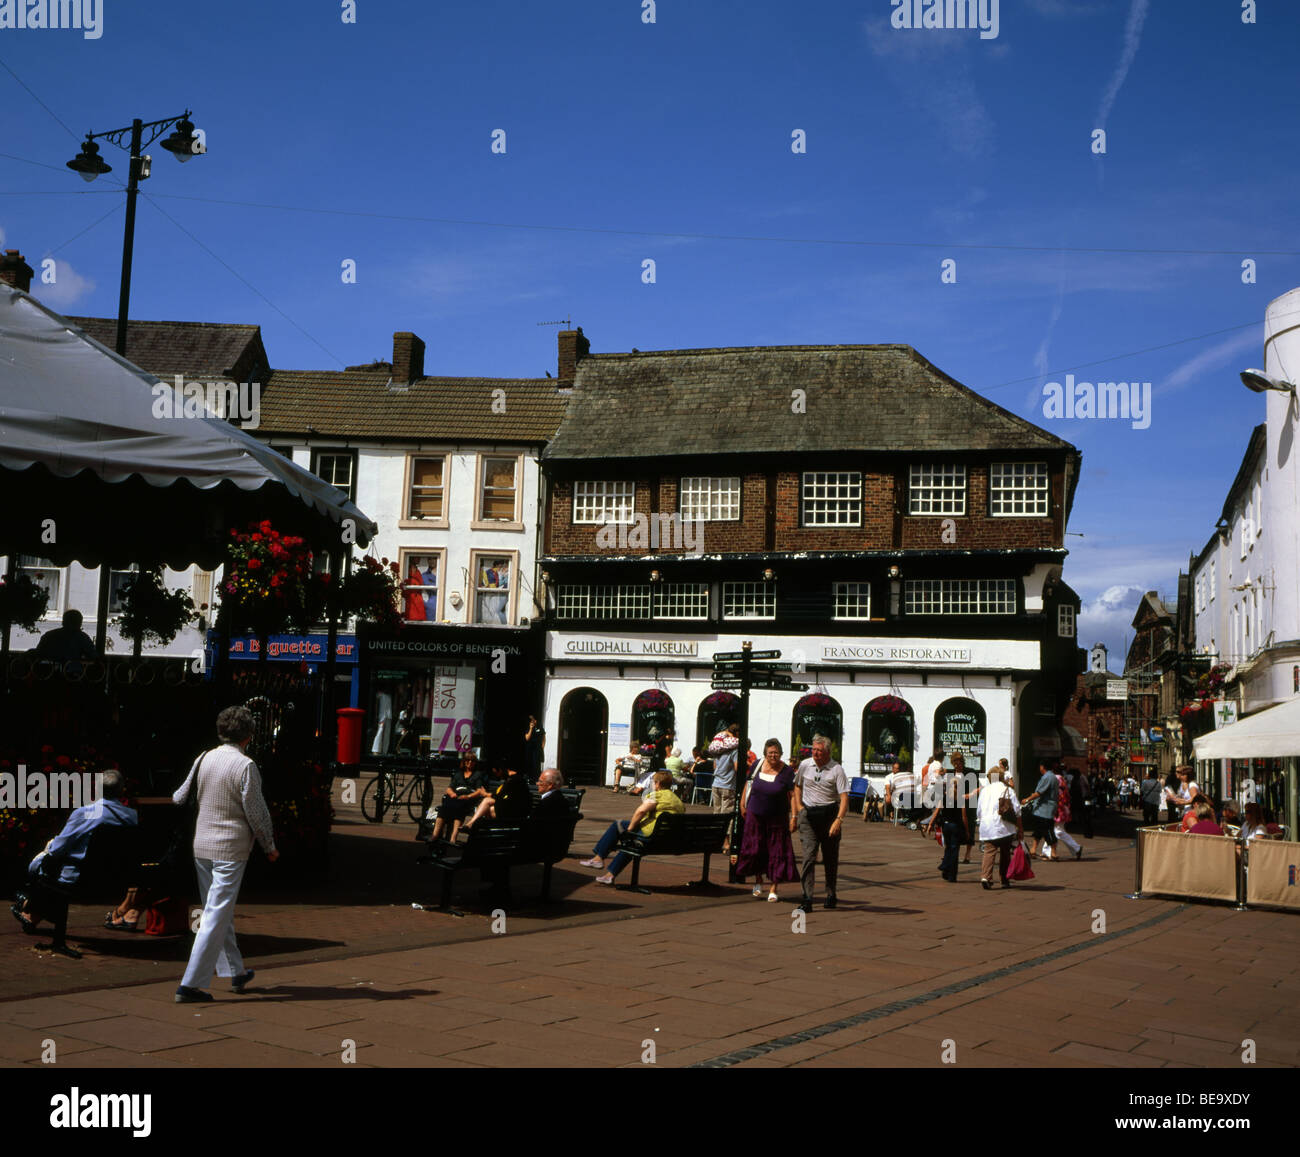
[247, 558, 262, 570]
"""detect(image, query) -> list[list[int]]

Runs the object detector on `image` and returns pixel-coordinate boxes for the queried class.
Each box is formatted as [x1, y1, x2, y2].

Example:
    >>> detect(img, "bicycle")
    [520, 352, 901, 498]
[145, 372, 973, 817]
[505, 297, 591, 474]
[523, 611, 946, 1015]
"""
[360, 768, 435, 823]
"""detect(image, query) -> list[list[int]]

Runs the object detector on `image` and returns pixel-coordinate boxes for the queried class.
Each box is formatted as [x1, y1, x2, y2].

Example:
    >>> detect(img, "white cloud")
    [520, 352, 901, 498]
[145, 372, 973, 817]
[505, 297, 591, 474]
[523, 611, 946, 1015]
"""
[1096, 0, 1150, 129]
[1078, 583, 1146, 665]
[34, 259, 95, 308]
[1158, 328, 1261, 395]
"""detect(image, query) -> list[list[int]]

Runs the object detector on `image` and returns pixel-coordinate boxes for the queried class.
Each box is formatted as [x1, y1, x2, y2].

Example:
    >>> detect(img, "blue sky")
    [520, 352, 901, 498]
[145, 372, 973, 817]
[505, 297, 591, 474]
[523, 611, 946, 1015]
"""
[3, 0, 1297, 665]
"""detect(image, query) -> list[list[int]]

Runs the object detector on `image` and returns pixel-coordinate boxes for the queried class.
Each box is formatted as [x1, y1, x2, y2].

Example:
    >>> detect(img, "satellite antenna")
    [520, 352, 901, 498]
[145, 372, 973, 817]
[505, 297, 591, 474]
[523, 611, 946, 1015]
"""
[536, 317, 572, 328]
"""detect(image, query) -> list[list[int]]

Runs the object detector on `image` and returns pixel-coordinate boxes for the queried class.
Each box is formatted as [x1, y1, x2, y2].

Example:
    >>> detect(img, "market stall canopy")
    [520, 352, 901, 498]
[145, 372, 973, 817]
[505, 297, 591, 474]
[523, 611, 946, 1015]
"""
[0, 287, 376, 568]
[1193, 698, 1300, 761]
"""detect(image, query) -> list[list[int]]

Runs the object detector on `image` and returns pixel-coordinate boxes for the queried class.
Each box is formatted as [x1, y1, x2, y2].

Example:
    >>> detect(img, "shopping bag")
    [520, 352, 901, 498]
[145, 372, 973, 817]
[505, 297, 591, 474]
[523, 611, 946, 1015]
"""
[144, 896, 189, 936]
[1007, 843, 1035, 881]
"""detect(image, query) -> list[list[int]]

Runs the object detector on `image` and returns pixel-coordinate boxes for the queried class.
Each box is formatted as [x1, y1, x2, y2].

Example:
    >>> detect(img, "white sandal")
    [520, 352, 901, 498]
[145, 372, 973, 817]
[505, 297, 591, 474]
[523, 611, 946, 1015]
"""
[766, 892, 779, 903]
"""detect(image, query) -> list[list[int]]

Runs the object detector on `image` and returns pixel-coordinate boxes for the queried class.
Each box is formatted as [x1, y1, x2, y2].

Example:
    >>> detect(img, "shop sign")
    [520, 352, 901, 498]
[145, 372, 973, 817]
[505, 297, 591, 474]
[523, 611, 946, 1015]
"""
[1106, 679, 1129, 701]
[822, 644, 971, 664]
[367, 638, 521, 658]
[563, 639, 698, 657]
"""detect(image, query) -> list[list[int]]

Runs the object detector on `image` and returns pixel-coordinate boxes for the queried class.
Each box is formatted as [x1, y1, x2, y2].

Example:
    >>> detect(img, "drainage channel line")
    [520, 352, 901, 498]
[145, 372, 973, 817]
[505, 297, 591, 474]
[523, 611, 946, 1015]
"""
[689, 901, 1188, 1068]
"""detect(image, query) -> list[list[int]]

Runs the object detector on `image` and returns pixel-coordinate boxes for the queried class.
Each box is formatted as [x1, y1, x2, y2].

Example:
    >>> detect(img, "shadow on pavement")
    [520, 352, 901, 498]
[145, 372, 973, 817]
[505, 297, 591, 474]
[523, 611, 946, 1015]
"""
[246, 984, 440, 1002]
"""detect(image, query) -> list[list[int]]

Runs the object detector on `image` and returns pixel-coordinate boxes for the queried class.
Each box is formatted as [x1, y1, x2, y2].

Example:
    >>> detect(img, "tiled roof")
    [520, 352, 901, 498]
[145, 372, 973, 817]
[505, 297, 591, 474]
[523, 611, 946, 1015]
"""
[257, 369, 569, 442]
[64, 317, 266, 382]
[546, 344, 1075, 460]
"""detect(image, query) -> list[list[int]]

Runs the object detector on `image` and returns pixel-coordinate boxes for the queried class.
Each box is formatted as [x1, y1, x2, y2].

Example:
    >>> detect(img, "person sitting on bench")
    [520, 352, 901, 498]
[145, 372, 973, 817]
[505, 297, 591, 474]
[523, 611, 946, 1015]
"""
[463, 766, 533, 831]
[580, 770, 683, 885]
[11, 769, 136, 933]
[532, 768, 569, 819]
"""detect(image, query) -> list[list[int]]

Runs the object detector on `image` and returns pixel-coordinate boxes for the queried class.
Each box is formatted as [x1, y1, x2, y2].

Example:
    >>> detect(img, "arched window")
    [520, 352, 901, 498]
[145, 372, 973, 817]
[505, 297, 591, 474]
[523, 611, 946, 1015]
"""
[558, 687, 608, 785]
[792, 693, 842, 764]
[631, 689, 675, 758]
[697, 692, 740, 754]
[862, 695, 914, 773]
[933, 697, 987, 772]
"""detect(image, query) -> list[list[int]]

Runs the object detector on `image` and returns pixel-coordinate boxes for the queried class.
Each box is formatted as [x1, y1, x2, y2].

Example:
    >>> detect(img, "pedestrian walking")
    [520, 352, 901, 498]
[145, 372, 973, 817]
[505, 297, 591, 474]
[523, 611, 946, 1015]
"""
[736, 739, 798, 902]
[1139, 767, 1162, 825]
[925, 765, 968, 882]
[975, 762, 1021, 889]
[793, 735, 848, 912]
[708, 723, 741, 814]
[1021, 761, 1059, 860]
[173, 706, 277, 1003]
[952, 751, 976, 864]
[1042, 766, 1082, 861]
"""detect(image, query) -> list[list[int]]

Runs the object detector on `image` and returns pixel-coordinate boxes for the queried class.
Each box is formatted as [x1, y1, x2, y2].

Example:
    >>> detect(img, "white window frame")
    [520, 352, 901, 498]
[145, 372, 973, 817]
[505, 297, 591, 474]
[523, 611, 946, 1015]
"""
[398, 549, 446, 623]
[1058, 604, 1076, 638]
[679, 477, 741, 522]
[904, 578, 1016, 615]
[1209, 559, 1216, 601]
[108, 563, 140, 616]
[312, 449, 357, 501]
[573, 480, 636, 525]
[473, 452, 524, 530]
[833, 582, 871, 620]
[400, 453, 451, 528]
[17, 555, 64, 619]
[909, 464, 966, 516]
[722, 581, 776, 620]
[801, 472, 862, 527]
[989, 462, 1050, 517]
[469, 550, 519, 625]
[653, 582, 710, 620]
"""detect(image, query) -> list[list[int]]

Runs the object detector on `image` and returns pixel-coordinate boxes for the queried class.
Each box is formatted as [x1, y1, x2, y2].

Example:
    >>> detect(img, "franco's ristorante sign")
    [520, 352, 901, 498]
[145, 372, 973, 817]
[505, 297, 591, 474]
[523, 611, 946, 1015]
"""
[562, 639, 699, 657]
[822, 644, 972, 664]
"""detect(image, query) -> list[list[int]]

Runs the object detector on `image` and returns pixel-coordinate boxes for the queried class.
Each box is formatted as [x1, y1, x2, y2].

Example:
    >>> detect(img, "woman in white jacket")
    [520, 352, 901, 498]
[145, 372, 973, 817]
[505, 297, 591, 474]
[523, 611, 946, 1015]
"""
[976, 763, 1021, 890]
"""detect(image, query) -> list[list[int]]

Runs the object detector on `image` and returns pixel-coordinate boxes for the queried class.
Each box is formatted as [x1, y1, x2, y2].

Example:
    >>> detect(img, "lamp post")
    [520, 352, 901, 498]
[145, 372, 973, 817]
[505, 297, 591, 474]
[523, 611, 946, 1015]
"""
[66, 111, 204, 654]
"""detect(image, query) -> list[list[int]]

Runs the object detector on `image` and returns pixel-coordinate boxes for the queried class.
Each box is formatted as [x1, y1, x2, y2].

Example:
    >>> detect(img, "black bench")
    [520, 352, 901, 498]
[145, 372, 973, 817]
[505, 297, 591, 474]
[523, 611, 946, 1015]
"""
[416, 812, 581, 915]
[16, 823, 144, 958]
[414, 786, 584, 841]
[612, 812, 731, 894]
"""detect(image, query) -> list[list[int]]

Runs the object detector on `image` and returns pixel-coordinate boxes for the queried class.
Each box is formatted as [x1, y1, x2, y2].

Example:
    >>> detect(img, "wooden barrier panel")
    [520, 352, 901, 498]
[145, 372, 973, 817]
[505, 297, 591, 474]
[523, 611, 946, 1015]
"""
[1139, 828, 1239, 902]
[1245, 838, 1300, 912]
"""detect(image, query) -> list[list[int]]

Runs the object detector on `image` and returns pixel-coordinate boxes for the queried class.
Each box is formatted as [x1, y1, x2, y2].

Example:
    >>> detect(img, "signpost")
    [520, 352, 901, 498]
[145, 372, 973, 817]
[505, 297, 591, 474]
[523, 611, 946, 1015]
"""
[710, 643, 809, 880]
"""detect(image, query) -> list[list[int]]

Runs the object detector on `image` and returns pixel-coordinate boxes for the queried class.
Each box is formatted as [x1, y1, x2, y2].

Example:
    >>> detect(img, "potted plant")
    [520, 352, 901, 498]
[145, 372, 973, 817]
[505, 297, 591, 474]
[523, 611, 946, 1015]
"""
[113, 566, 197, 658]
[0, 570, 50, 656]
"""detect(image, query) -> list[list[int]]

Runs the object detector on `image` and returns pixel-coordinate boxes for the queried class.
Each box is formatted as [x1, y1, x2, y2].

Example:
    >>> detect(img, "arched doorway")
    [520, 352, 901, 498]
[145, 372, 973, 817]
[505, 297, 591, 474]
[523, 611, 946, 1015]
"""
[697, 692, 741, 754]
[558, 687, 608, 785]
[792, 692, 843, 763]
[631, 688, 675, 765]
[862, 695, 914, 774]
[934, 697, 987, 772]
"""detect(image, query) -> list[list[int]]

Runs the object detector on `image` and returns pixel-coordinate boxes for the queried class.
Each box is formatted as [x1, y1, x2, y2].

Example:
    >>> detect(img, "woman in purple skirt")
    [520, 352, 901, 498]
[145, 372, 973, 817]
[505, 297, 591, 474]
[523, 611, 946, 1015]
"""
[737, 738, 799, 902]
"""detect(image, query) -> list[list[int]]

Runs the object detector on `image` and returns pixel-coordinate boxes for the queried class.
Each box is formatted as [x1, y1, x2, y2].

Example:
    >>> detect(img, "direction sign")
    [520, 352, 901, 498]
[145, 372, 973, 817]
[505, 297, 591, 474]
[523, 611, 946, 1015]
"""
[747, 650, 782, 660]
[713, 660, 793, 671]
[712, 651, 747, 662]
[711, 649, 782, 663]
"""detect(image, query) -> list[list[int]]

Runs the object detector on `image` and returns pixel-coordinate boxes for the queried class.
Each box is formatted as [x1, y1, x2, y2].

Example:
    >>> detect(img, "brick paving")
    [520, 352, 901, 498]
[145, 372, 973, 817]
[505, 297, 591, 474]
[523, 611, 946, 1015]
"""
[3, 790, 1299, 1069]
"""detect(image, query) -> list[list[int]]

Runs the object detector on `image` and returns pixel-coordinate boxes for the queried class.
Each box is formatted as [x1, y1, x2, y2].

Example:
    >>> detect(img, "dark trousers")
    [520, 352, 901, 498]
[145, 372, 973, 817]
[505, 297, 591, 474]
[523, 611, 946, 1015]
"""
[939, 821, 961, 879]
[1075, 802, 1093, 838]
[1142, 803, 1159, 825]
[797, 806, 841, 902]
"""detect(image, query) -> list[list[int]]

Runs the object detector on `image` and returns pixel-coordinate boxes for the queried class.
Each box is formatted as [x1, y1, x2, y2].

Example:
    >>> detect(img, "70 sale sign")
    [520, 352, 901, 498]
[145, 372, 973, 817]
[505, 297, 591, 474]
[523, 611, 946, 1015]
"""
[431, 665, 476, 753]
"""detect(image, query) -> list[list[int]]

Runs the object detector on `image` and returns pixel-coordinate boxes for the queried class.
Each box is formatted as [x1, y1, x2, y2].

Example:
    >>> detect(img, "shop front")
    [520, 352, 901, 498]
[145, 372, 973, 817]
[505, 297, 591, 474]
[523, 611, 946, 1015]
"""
[356, 622, 542, 771]
[542, 631, 1032, 788]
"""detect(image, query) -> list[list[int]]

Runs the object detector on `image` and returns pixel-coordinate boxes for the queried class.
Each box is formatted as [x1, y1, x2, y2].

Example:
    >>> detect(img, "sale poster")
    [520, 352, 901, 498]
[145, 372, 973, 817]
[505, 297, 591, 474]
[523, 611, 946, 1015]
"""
[429, 665, 476, 753]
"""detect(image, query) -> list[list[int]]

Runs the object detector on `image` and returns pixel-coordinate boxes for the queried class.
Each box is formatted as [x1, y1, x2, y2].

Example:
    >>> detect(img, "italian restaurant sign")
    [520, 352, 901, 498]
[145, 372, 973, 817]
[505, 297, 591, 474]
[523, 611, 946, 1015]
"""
[935, 697, 987, 770]
[822, 644, 971, 664]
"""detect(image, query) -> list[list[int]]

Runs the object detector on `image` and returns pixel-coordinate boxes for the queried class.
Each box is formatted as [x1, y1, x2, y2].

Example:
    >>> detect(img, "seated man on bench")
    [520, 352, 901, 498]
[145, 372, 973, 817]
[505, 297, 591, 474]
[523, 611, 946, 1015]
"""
[11, 769, 137, 934]
[580, 770, 683, 886]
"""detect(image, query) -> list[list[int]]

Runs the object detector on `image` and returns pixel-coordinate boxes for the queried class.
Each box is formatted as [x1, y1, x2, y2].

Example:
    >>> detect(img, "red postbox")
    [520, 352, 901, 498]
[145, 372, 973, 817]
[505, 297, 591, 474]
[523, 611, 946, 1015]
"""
[336, 707, 365, 766]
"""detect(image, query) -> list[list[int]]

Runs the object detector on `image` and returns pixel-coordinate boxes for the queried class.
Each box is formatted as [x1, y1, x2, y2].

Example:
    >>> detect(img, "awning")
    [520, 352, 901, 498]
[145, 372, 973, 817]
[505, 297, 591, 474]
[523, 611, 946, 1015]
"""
[0, 287, 376, 567]
[1193, 697, 1300, 761]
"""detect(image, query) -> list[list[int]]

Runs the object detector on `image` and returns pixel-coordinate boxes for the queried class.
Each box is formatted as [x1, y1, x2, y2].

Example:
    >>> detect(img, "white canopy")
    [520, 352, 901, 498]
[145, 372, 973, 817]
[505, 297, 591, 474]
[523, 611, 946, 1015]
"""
[0, 286, 375, 565]
[1193, 697, 1300, 761]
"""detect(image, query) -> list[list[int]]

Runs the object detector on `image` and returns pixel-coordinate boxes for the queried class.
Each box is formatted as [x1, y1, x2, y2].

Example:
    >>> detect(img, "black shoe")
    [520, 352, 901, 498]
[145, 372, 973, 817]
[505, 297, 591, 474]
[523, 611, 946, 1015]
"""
[824, 897, 837, 910]
[798, 901, 813, 913]
[942, 873, 957, 882]
[1001, 880, 1012, 888]
[175, 986, 213, 1004]
[981, 879, 992, 890]
[1074, 848, 1083, 861]
[231, 970, 255, 993]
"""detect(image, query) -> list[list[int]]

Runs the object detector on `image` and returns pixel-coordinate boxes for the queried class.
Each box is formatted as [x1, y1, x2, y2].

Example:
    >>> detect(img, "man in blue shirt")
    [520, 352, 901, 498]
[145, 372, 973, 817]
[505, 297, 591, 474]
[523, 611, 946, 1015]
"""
[11, 769, 136, 932]
[1020, 761, 1060, 860]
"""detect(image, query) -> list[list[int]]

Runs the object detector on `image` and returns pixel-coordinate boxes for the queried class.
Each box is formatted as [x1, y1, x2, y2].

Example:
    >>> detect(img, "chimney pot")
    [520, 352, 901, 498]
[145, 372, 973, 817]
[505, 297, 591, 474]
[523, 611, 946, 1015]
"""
[557, 325, 589, 383]
[392, 331, 425, 385]
[0, 249, 34, 294]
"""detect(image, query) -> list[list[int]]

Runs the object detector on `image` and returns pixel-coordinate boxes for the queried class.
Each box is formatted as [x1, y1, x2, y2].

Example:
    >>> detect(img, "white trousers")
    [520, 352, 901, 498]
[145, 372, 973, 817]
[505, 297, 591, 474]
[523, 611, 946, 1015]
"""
[181, 857, 248, 989]
[1045, 824, 1081, 855]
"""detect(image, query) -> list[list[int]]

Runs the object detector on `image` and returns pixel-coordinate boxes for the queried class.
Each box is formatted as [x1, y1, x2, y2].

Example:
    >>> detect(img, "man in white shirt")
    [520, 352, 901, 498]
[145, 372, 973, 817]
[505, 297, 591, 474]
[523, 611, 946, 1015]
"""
[794, 735, 849, 913]
[883, 760, 918, 826]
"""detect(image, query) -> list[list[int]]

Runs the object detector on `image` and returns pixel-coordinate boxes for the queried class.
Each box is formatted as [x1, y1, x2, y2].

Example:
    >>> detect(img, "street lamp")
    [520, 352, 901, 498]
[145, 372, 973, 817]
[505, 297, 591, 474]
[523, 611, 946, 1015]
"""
[1239, 369, 1297, 395]
[66, 110, 204, 357]
[65, 109, 204, 655]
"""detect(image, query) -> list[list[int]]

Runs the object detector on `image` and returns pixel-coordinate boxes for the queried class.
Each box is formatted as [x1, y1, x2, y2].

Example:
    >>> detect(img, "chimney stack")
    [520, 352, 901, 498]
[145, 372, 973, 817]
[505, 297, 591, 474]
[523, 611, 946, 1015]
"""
[0, 250, 34, 293]
[557, 326, 590, 383]
[392, 331, 425, 385]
